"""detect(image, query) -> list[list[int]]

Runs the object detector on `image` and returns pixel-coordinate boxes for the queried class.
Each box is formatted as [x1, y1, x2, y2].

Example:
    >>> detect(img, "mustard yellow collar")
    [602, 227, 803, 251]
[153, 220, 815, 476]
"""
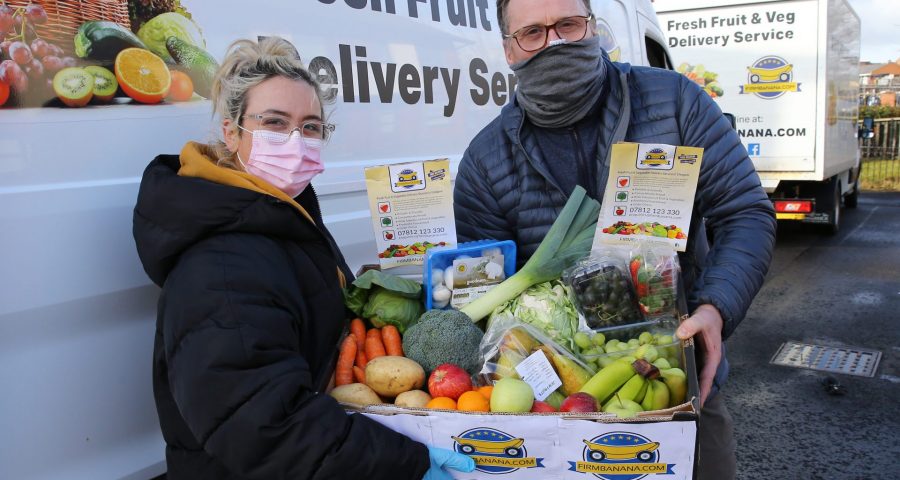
[178, 142, 315, 224]
[177, 142, 345, 287]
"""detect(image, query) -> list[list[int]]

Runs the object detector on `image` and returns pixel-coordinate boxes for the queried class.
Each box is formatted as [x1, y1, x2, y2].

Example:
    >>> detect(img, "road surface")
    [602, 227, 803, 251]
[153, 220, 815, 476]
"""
[725, 192, 900, 479]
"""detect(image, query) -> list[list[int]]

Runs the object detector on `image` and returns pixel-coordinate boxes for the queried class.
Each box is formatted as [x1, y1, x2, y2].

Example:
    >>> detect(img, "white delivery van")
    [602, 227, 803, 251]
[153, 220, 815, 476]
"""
[655, 0, 862, 233]
[0, 1, 671, 478]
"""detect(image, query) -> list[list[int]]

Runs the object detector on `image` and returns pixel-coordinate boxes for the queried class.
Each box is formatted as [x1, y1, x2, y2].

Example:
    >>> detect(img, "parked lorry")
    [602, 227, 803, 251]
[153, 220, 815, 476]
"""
[655, 0, 862, 232]
[0, 1, 672, 478]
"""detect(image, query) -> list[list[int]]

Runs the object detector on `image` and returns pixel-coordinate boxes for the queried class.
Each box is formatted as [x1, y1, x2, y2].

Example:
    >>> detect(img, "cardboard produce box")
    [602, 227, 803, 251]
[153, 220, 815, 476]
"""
[343, 342, 700, 480]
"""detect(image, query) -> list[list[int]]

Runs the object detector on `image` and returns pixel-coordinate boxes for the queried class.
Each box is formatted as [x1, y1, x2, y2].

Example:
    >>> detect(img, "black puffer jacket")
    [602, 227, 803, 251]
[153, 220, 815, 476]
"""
[133, 151, 429, 480]
[455, 59, 776, 394]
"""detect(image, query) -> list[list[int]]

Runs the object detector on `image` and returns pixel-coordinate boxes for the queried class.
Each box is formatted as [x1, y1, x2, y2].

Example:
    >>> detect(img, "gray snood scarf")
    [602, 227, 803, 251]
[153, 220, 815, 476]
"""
[511, 35, 606, 128]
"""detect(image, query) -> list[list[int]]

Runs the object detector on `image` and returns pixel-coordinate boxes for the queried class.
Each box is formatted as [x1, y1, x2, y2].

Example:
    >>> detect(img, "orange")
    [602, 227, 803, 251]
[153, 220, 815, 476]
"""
[426, 396, 457, 410]
[167, 70, 194, 102]
[114, 48, 171, 104]
[457, 391, 490, 412]
[476, 385, 493, 400]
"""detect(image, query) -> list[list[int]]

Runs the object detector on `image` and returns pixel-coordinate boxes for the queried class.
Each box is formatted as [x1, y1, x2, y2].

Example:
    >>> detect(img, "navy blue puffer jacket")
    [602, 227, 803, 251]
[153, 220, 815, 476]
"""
[455, 59, 776, 395]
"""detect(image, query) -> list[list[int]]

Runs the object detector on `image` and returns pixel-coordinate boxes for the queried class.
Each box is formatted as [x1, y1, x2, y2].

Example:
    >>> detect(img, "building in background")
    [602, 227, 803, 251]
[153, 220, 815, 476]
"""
[860, 58, 900, 106]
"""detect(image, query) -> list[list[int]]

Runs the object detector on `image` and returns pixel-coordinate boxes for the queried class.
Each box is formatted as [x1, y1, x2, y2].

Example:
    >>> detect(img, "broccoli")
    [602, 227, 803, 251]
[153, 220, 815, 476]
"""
[402, 309, 484, 375]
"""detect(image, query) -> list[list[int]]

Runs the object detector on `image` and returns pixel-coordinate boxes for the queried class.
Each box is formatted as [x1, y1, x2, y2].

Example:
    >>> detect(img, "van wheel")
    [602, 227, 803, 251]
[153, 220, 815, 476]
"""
[820, 180, 840, 234]
[845, 174, 860, 209]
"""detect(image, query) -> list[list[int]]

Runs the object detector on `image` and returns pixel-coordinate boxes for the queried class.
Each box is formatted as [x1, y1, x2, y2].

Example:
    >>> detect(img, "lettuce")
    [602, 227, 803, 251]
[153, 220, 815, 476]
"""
[489, 280, 579, 351]
[137, 12, 205, 62]
[343, 270, 424, 333]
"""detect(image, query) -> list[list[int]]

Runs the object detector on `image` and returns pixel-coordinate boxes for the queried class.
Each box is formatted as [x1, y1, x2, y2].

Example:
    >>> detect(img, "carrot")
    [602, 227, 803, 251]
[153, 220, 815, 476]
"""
[367, 328, 381, 339]
[356, 350, 368, 369]
[350, 318, 366, 350]
[353, 365, 366, 384]
[335, 334, 357, 386]
[365, 334, 386, 360]
[381, 325, 404, 357]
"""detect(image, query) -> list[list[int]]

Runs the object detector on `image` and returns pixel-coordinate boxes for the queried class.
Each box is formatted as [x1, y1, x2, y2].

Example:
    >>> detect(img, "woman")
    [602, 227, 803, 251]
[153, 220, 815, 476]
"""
[133, 37, 473, 480]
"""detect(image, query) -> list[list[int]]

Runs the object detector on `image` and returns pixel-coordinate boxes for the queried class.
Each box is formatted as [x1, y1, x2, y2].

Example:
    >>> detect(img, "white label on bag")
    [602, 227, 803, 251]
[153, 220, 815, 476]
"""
[515, 350, 563, 401]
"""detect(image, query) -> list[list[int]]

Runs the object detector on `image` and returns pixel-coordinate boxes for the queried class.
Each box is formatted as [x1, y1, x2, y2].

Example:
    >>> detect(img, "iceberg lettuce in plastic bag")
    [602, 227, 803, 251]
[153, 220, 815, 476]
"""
[489, 280, 579, 352]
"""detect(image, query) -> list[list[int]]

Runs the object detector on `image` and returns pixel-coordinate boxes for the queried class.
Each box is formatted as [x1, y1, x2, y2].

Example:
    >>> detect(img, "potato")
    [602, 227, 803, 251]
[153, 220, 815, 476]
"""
[365, 356, 426, 398]
[329, 383, 382, 406]
[394, 389, 432, 408]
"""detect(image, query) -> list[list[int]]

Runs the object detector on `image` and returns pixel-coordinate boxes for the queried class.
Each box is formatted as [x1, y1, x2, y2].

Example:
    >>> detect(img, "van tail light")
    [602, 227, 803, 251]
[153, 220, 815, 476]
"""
[773, 200, 813, 213]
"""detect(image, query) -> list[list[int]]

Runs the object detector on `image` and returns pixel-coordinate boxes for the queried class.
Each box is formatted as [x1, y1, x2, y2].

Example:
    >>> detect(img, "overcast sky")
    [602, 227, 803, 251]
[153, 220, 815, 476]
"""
[847, 0, 900, 62]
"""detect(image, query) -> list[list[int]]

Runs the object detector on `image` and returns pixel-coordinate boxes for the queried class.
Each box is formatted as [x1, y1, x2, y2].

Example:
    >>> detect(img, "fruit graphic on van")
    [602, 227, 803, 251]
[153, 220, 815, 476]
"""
[676, 62, 724, 98]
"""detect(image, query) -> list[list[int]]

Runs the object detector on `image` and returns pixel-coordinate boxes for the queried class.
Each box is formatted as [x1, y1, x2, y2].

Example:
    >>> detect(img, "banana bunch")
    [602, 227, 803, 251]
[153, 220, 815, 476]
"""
[578, 353, 689, 418]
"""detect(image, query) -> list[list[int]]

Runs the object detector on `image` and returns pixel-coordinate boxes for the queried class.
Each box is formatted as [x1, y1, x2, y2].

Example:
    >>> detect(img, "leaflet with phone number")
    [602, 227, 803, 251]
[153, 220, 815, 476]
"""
[365, 159, 456, 268]
[593, 143, 703, 252]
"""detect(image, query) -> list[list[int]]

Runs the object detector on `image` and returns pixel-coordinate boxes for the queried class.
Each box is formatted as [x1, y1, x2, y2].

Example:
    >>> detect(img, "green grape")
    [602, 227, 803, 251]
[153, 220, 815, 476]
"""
[639, 331, 654, 345]
[597, 356, 617, 368]
[574, 332, 592, 350]
[652, 357, 671, 370]
[657, 334, 675, 345]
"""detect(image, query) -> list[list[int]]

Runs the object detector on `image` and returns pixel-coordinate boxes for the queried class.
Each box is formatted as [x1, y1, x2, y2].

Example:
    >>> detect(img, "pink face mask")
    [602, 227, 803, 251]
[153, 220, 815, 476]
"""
[237, 127, 325, 198]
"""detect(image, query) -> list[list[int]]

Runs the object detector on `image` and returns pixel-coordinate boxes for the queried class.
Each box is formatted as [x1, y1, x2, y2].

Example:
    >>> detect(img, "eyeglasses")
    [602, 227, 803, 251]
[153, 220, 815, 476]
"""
[241, 113, 336, 145]
[504, 14, 593, 52]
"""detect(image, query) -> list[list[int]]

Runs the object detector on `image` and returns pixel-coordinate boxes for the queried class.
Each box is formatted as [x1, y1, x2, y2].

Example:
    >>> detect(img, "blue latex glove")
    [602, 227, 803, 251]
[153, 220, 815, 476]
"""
[423, 446, 476, 480]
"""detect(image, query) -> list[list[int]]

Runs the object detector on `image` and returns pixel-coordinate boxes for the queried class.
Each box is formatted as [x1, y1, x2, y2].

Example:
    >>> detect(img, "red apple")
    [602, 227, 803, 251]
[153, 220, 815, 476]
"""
[385, 232, 394, 240]
[428, 364, 472, 400]
[560, 392, 598, 413]
[530, 400, 558, 413]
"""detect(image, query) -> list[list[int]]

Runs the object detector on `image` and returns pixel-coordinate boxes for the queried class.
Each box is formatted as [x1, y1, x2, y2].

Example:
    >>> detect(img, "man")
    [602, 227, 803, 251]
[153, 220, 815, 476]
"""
[453, 0, 777, 478]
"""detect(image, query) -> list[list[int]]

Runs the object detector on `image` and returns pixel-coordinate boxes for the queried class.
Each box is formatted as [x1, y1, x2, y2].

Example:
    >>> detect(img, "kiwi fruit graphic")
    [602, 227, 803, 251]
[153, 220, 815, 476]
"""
[84, 66, 118, 103]
[53, 67, 94, 107]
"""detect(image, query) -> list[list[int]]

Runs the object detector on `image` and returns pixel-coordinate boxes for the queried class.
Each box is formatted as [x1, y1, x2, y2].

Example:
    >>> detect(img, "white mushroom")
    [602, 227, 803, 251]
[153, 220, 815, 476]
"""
[444, 265, 455, 289]
[430, 268, 444, 287]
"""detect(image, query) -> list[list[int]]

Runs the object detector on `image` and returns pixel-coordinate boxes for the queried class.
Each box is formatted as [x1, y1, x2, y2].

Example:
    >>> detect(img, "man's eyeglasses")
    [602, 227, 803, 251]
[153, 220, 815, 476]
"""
[241, 113, 336, 146]
[504, 14, 594, 52]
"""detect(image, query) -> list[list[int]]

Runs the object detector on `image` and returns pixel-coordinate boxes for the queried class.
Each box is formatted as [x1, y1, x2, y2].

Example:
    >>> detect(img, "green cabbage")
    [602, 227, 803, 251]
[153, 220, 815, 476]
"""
[137, 12, 205, 62]
[343, 270, 424, 333]
[489, 280, 579, 351]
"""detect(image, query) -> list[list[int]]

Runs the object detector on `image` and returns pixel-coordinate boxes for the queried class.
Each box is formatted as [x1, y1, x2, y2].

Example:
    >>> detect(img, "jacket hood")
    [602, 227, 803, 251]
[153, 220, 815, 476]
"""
[133, 142, 328, 287]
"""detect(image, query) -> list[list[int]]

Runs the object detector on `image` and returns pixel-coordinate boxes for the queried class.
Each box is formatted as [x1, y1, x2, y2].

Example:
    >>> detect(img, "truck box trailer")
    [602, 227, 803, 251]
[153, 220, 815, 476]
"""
[654, 0, 862, 232]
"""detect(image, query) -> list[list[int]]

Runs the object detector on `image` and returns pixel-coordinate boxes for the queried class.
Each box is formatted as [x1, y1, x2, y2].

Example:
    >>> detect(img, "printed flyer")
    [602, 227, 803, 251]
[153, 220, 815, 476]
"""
[365, 159, 456, 269]
[593, 143, 703, 252]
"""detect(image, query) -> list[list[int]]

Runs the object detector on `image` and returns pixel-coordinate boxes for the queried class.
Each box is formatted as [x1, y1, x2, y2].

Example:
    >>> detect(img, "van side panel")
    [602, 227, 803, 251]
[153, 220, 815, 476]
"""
[0, 105, 211, 479]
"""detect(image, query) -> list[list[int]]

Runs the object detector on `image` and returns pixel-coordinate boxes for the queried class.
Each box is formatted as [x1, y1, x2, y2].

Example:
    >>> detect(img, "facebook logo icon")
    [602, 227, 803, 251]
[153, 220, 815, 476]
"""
[747, 143, 761, 156]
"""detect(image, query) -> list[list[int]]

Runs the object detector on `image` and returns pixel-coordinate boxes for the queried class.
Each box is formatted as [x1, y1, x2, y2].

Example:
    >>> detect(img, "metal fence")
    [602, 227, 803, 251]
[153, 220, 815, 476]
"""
[859, 117, 900, 159]
[858, 118, 900, 190]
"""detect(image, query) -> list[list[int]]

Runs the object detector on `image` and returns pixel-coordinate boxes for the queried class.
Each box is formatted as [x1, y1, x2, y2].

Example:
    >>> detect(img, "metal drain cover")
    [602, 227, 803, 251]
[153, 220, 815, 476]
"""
[770, 342, 882, 377]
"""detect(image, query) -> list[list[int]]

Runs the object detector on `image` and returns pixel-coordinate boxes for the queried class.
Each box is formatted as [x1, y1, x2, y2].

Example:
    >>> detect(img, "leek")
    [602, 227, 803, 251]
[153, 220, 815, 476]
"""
[459, 185, 601, 322]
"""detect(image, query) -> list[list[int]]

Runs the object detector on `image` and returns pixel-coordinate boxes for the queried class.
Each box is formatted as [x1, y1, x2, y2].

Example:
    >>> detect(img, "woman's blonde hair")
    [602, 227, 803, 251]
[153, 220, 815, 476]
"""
[209, 36, 327, 169]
